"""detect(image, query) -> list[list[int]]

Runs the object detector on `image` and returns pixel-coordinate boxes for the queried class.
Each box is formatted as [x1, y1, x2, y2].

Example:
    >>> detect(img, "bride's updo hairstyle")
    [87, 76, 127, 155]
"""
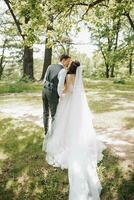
[67, 60, 80, 74]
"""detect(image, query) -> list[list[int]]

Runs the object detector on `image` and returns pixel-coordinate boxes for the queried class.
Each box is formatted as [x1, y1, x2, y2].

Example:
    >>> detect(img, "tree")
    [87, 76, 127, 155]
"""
[3, 0, 34, 79]
[0, 39, 7, 79]
[88, 11, 121, 77]
[0, 4, 23, 79]
[83, 0, 134, 78]
[40, 15, 53, 81]
[4, 0, 110, 80]
[39, 0, 107, 80]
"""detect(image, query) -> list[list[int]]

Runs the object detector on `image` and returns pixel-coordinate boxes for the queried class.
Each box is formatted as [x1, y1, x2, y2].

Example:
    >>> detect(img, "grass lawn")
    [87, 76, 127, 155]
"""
[0, 79, 134, 115]
[0, 117, 134, 200]
[84, 79, 134, 92]
[0, 81, 42, 94]
[123, 117, 134, 129]
[0, 79, 134, 94]
[85, 80, 134, 113]
[0, 79, 134, 199]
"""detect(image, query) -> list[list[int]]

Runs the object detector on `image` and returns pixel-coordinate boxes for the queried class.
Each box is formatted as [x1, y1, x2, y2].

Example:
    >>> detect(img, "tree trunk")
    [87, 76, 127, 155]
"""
[110, 19, 120, 78]
[66, 44, 70, 55]
[125, 13, 134, 32]
[23, 46, 34, 80]
[0, 39, 7, 80]
[40, 14, 53, 81]
[110, 65, 115, 77]
[40, 39, 52, 81]
[22, 17, 34, 80]
[129, 53, 133, 75]
[0, 66, 4, 80]
[4, 0, 34, 80]
[99, 45, 110, 78]
[106, 63, 109, 78]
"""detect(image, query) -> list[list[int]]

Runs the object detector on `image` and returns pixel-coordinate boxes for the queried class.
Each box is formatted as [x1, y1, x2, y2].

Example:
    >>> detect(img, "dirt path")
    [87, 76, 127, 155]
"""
[0, 93, 134, 170]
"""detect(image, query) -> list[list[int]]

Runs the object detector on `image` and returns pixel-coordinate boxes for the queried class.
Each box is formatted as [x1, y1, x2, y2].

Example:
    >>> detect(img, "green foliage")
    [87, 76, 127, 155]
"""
[85, 0, 134, 78]
[20, 75, 34, 83]
[90, 53, 106, 78]
[1, 0, 134, 80]
[0, 5, 23, 79]
[113, 78, 125, 84]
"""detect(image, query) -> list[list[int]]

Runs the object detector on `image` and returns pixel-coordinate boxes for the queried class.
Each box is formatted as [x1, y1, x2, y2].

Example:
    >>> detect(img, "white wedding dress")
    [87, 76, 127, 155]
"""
[42, 67, 105, 200]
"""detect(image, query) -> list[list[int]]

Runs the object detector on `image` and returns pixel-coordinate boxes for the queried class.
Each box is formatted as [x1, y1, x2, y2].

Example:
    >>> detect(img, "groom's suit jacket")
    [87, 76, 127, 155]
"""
[42, 64, 64, 134]
[44, 64, 64, 93]
[42, 64, 67, 134]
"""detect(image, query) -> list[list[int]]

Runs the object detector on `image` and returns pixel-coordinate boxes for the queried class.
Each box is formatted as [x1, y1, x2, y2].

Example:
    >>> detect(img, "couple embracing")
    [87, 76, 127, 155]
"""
[42, 54, 105, 200]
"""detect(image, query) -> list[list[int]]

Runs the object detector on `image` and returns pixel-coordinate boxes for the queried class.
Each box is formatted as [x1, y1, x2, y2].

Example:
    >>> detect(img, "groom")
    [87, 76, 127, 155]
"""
[42, 54, 71, 135]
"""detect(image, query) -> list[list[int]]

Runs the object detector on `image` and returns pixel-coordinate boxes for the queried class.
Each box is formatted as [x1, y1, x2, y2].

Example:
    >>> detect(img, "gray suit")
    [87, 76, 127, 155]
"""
[42, 64, 63, 134]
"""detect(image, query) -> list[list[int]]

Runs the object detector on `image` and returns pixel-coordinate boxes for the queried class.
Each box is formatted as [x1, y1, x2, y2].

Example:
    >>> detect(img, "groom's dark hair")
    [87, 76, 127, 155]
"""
[60, 54, 71, 61]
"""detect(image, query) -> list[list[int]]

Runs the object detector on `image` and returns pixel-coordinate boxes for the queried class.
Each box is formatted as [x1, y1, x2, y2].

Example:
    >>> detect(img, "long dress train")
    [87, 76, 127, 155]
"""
[42, 67, 105, 200]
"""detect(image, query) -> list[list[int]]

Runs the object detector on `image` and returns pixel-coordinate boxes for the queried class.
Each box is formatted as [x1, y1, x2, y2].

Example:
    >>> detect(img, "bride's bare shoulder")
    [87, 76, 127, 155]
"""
[66, 74, 76, 78]
[67, 73, 75, 76]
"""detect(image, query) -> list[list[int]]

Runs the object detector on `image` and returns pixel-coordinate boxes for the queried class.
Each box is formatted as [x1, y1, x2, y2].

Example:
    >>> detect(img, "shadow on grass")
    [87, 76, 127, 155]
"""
[0, 118, 68, 200]
[118, 173, 134, 200]
[0, 118, 133, 200]
[99, 150, 134, 200]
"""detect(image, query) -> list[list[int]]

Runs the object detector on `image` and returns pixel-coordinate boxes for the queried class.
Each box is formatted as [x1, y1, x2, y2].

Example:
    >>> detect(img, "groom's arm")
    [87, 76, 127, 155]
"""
[57, 69, 67, 97]
[43, 66, 51, 84]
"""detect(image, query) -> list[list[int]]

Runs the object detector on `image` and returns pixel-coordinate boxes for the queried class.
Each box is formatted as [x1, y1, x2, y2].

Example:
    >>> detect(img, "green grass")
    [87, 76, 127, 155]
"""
[0, 117, 134, 200]
[88, 96, 134, 113]
[0, 82, 42, 94]
[99, 150, 134, 200]
[123, 117, 134, 129]
[0, 79, 134, 94]
[0, 79, 133, 116]
[84, 80, 134, 92]
[0, 117, 68, 200]
[84, 80, 134, 113]
[114, 92, 134, 101]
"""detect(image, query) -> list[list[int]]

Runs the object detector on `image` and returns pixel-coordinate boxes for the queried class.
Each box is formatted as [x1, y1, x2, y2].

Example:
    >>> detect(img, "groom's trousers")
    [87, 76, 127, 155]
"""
[42, 87, 59, 135]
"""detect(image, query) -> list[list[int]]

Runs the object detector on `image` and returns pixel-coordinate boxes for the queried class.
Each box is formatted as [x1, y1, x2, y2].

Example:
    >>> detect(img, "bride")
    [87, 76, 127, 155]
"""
[43, 60, 105, 200]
